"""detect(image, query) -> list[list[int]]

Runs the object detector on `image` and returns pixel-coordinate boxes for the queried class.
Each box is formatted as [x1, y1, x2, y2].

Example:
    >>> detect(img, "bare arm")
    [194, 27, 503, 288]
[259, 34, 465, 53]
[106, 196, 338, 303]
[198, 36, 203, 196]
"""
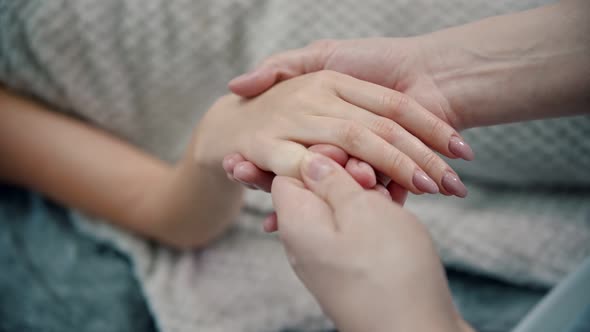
[426, 0, 590, 128]
[0, 87, 243, 249]
[230, 0, 589, 130]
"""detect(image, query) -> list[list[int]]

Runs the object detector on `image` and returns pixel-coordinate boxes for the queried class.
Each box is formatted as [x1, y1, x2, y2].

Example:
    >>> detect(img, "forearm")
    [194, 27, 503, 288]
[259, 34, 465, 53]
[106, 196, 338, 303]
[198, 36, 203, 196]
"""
[138, 137, 244, 248]
[0, 87, 242, 248]
[424, 0, 590, 129]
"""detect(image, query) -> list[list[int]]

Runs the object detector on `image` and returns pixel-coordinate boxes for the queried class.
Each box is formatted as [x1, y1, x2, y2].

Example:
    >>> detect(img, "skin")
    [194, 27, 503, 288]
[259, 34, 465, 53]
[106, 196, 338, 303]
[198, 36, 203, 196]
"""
[227, 0, 589, 329]
[227, 0, 589, 191]
[0, 70, 461, 248]
[199, 72, 469, 196]
[272, 153, 474, 332]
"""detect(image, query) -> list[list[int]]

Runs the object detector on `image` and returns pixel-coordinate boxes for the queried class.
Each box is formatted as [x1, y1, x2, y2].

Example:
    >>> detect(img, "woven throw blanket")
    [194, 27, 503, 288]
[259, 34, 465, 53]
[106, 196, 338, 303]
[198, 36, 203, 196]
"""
[1, 1, 589, 331]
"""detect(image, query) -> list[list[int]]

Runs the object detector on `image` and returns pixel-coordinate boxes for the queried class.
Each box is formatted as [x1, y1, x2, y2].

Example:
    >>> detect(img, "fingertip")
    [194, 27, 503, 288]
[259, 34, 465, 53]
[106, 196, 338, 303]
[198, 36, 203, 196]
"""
[374, 184, 391, 199]
[345, 158, 377, 189]
[449, 136, 475, 161]
[233, 161, 257, 180]
[222, 153, 246, 172]
[262, 213, 278, 233]
[228, 68, 275, 97]
[233, 161, 275, 192]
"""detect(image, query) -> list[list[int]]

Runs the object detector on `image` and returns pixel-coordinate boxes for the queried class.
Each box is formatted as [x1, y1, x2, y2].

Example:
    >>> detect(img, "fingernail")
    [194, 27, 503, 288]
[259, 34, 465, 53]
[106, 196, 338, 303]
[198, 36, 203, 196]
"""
[442, 172, 468, 197]
[412, 170, 439, 194]
[449, 136, 475, 161]
[304, 154, 334, 181]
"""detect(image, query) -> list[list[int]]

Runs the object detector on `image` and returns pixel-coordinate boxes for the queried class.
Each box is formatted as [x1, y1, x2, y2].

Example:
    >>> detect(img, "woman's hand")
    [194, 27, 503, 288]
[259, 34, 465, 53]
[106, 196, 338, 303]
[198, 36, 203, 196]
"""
[225, 38, 473, 196]
[198, 71, 471, 197]
[228, 37, 467, 130]
[230, 0, 590, 130]
[270, 153, 473, 332]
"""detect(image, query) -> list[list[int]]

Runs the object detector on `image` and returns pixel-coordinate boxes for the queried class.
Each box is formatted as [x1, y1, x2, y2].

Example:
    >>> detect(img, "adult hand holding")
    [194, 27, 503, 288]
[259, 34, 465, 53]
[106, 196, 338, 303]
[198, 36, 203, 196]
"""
[271, 153, 474, 332]
[230, 0, 589, 130]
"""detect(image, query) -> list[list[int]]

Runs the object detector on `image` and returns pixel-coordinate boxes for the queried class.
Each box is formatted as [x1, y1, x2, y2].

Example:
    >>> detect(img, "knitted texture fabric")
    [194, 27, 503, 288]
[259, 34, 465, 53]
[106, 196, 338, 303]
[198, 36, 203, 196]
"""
[1, 0, 589, 331]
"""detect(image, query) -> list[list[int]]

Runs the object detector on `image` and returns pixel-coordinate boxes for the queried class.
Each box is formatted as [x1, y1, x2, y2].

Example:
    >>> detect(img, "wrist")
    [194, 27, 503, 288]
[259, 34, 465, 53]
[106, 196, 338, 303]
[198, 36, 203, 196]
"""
[420, 1, 590, 129]
[417, 30, 504, 130]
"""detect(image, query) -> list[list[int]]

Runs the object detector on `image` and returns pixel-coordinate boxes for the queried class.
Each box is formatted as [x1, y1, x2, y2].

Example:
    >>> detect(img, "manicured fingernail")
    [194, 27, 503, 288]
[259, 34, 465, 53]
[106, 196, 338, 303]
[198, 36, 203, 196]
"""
[442, 172, 468, 197]
[304, 154, 334, 181]
[412, 170, 439, 194]
[449, 136, 475, 161]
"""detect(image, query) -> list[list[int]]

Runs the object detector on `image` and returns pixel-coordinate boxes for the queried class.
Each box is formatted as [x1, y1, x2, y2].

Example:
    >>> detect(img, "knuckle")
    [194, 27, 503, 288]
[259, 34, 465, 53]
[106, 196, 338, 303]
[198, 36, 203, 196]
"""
[430, 118, 449, 139]
[384, 149, 406, 176]
[380, 92, 410, 118]
[421, 151, 441, 173]
[339, 121, 365, 151]
[372, 118, 400, 143]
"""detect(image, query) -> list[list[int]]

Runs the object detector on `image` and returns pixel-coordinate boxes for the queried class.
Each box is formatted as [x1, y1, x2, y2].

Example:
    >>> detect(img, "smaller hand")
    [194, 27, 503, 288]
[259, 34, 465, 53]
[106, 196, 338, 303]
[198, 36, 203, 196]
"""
[223, 144, 408, 233]
[223, 144, 375, 191]
[271, 153, 468, 331]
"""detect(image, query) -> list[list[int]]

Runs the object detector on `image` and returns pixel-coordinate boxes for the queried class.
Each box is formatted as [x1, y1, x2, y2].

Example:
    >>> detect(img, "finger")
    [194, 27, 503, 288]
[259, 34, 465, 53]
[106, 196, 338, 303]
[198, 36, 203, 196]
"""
[222, 153, 247, 180]
[387, 181, 408, 206]
[228, 43, 332, 97]
[271, 176, 335, 243]
[344, 158, 377, 189]
[332, 74, 474, 161]
[245, 139, 309, 179]
[233, 161, 275, 192]
[374, 184, 391, 199]
[292, 117, 437, 195]
[299, 153, 364, 211]
[308, 144, 348, 166]
[262, 212, 278, 233]
[338, 110, 465, 196]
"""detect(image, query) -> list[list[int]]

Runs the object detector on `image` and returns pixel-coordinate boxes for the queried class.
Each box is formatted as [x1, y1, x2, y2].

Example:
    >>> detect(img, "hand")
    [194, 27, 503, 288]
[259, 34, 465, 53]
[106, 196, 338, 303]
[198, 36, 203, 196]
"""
[226, 144, 408, 233]
[270, 153, 472, 332]
[222, 144, 383, 191]
[198, 70, 470, 196]
[230, 1, 590, 129]
[228, 38, 469, 132]
[223, 144, 406, 203]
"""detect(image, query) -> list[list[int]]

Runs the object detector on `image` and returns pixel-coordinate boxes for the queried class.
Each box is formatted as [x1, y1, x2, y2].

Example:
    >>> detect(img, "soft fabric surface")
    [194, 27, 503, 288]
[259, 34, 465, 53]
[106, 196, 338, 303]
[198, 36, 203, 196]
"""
[1, 0, 588, 331]
[0, 186, 156, 332]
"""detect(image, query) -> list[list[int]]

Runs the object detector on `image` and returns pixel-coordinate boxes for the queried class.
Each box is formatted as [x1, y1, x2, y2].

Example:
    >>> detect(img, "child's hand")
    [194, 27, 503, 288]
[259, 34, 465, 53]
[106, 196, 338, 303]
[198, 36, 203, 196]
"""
[195, 70, 470, 197]
[223, 144, 408, 234]
[223, 144, 387, 192]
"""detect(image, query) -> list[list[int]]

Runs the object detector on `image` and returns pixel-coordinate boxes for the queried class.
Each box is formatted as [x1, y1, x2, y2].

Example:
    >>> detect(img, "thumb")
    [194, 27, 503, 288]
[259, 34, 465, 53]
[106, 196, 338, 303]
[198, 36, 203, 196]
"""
[271, 176, 335, 242]
[228, 44, 331, 97]
[299, 153, 364, 211]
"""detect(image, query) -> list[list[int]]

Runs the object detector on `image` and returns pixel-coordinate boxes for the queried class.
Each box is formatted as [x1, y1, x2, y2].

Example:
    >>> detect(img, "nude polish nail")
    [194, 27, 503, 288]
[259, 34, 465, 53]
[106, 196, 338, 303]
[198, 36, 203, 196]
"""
[449, 136, 475, 161]
[442, 172, 468, 198]
[412, 170, 439, 194]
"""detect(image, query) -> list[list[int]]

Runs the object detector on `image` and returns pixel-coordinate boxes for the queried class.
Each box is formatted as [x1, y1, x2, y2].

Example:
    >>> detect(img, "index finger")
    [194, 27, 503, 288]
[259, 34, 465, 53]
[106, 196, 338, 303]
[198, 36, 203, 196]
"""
[333, 74, 474, 161]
